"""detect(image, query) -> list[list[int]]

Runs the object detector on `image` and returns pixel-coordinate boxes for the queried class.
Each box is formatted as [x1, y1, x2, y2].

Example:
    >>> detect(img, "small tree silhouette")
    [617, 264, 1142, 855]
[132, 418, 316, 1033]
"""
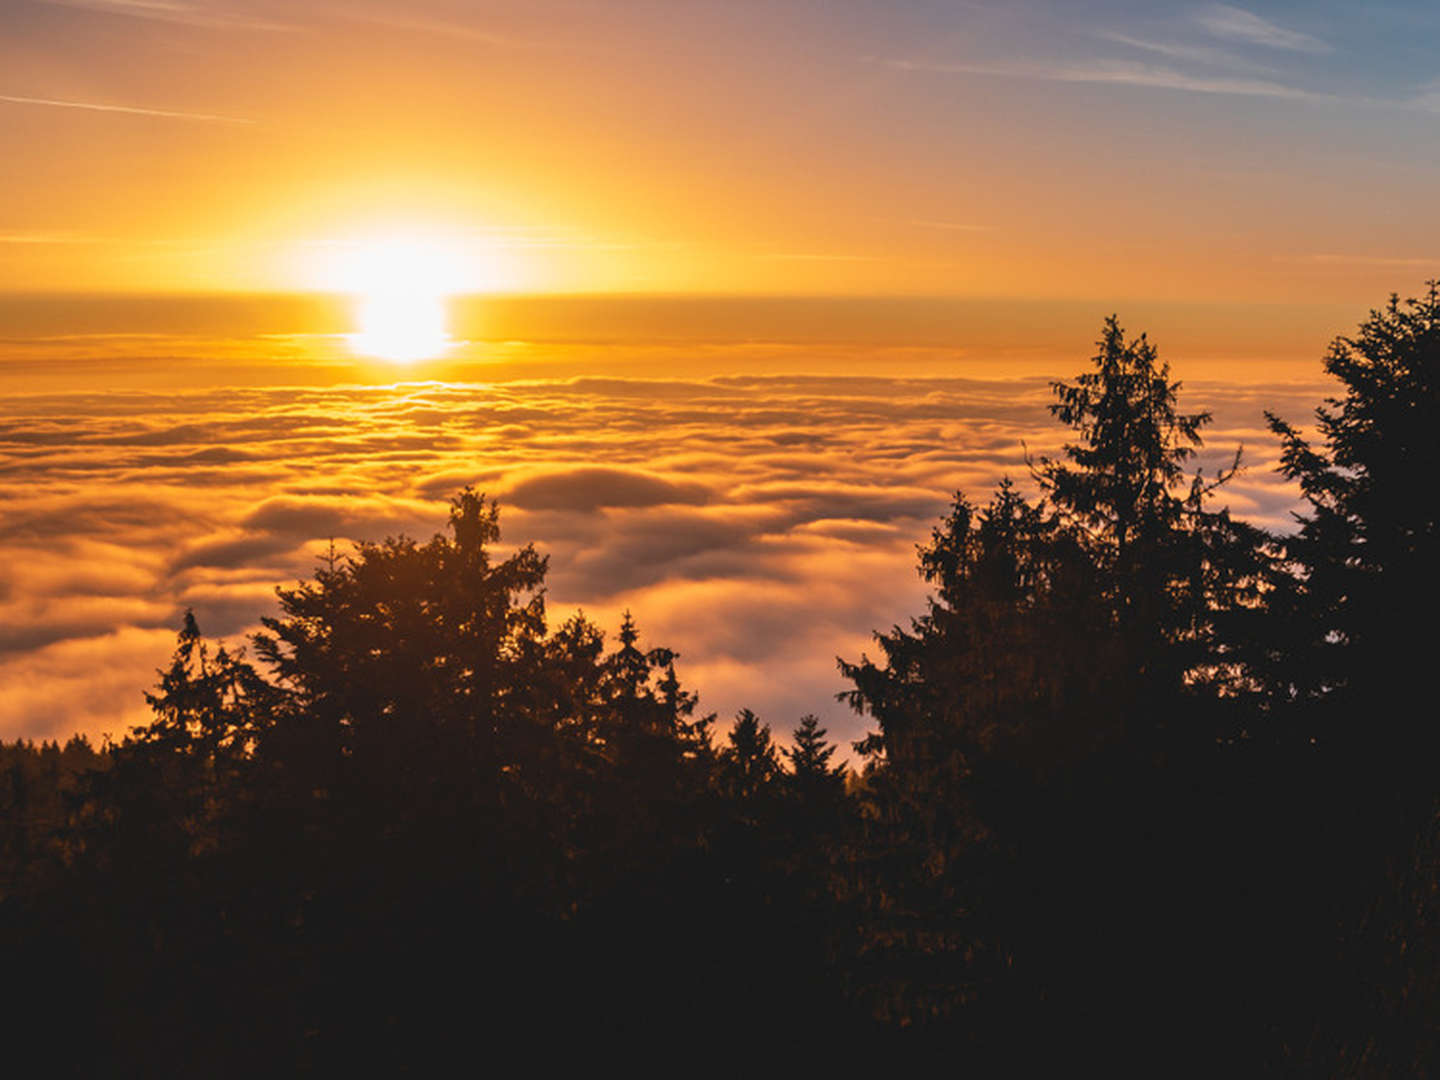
[717, 709, 781, 804]
[784, 715, 845, 797]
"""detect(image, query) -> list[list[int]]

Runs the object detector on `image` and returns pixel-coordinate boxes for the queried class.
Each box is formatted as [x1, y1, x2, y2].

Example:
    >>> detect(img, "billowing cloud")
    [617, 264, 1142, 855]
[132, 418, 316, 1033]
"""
[0, 347, 1327, 750]
[501, 466, 712, 512]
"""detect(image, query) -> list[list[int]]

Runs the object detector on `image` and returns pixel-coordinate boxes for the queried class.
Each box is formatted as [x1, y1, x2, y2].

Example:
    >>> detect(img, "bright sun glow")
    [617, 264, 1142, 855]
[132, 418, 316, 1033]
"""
[353, 291, 451, 364]
[345, 235, 465, 362]
[296, 228, 508, 363]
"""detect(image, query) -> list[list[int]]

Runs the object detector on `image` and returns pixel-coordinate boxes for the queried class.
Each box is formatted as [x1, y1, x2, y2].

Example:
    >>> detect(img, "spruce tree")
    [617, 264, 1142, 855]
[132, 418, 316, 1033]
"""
[718, 709, 780, 803]
[1267, 283, 1440, 762]
[784, 715, 845, 799]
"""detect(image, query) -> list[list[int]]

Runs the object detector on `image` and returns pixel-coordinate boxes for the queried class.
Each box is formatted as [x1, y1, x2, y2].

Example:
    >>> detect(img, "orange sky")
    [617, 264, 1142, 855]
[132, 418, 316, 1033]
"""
[3, 1, 1439, 303]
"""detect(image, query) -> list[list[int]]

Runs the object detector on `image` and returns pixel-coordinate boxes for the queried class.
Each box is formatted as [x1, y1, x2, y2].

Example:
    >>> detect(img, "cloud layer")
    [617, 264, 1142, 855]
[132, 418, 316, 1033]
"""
[0, 346, 1328, 749]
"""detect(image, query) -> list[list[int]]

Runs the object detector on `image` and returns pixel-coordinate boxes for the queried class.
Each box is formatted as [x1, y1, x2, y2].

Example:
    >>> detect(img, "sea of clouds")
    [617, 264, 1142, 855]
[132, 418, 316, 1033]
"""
[0, 345, 1329, 750]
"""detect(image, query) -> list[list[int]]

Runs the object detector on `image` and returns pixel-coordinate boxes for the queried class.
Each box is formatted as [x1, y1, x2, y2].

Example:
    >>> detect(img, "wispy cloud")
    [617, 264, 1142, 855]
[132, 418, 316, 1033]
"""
[0, 232, 95, 245]
[1408, 77, 1440, 112]
[41, 0, 290, 32]
[328, 6, 566, 50]
[1095, 30, 1276, 73]
[883, 57, 1323, 102]
[1280, 253, 1440, 268]
[1194, 5, 1332, 55]
[909, 221, 993, 233]
[0, 94, 253, 124]
[759, 252, 885, 262]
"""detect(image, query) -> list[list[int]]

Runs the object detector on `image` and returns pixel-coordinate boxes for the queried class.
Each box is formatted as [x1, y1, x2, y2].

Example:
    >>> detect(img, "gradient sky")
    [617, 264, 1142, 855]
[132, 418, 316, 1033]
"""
[3, 0, 1440, 299]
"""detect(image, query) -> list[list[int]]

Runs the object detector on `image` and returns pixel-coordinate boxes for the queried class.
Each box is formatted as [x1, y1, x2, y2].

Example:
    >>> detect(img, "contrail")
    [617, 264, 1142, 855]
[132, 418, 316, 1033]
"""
[0, 93, 253, 124]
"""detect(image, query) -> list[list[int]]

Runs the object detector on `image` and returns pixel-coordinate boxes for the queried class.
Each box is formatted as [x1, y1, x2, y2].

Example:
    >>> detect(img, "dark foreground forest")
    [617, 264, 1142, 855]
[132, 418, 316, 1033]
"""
[4, 288, 1438, 1074]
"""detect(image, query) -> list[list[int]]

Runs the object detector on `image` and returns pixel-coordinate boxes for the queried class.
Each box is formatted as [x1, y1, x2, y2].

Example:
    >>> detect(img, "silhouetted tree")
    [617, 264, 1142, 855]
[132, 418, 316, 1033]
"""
[784, 715, 846, 802]
[253, 489, 552, 803]
[717, 709, 781, 804]
[74, 611, 277, 884]
[30, 490, 735, 1069]
[1267, 284, 1440, 766]
[581, 609, 716, 926]
[599, 610, 714, 780]
[141, 611, 277, 760]
[1266, 284, 1440, 1073]
[839, 481, 1108, 1033]
[839, 318, 1275, 1048]
[0, 734, 100, 898]
[1034, 315, 1271, 745]
[847, 319, 1266, 788]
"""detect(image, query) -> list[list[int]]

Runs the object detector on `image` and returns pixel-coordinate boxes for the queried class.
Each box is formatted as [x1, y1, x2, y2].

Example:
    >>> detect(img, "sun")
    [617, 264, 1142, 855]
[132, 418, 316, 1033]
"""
[290, 224, 517, 362]
[352, 288, 451, 364]
[293, 228, 508, 363]
[336, 234, 466, 363]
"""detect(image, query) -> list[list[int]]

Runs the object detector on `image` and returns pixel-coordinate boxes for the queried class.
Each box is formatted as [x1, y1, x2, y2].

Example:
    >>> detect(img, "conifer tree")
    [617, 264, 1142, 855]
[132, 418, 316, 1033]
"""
[251, 488, 552, 809]
[717, 709, 780, 803]
[1034, 315, 1267, 736]
[1260, 283, 1440, 1075]
[1267, 283, 1440, 758]
[784, 715, 845, 798]
[838, 317, 1274, 1033]
[140, 610, 277, 765]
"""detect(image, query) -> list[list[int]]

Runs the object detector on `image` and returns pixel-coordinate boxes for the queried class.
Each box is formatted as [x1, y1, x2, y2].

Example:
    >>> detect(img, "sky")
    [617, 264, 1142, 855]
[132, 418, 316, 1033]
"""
[1, 1, 1436, 748]
[2, 0, 1439, 299]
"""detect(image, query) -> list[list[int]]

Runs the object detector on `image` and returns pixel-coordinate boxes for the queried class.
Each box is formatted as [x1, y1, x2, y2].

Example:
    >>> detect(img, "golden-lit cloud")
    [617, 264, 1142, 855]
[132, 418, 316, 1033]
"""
[0, 339, 1326, 746]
